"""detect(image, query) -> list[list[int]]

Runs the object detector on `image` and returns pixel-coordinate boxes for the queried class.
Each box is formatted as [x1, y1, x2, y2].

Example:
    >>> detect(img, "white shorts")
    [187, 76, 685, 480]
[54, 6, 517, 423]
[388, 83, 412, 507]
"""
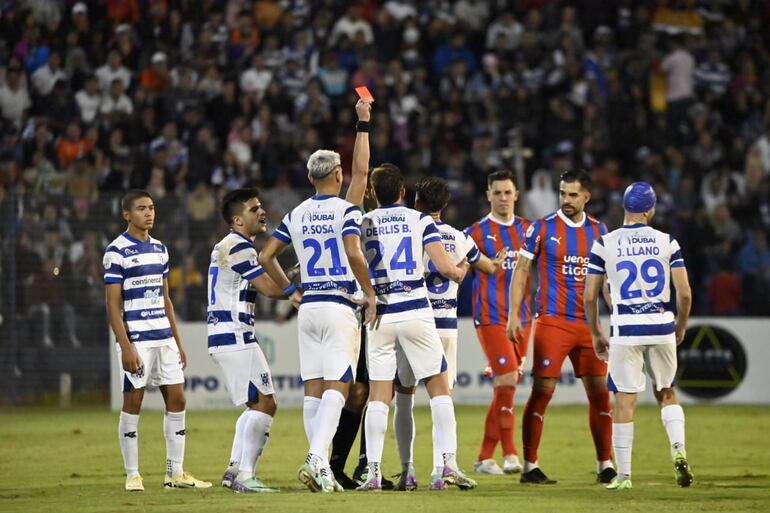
[609, 343, 677, 393]
[397, 335, 456, 389]
[298, 304, 360, 382]
[369, 317, 446, 383]
[118, 343, 184, 392]
[211, 346, 274, 406]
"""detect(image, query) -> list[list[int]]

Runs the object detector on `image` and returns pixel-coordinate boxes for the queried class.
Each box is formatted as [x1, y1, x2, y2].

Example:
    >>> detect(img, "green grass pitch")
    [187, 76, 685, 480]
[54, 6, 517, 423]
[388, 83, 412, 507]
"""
[1, 405, 769, 512]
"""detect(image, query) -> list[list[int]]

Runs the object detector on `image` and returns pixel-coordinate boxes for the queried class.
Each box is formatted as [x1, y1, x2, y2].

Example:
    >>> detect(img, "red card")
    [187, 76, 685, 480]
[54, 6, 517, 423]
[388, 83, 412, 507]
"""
[355, 86, 374, 102]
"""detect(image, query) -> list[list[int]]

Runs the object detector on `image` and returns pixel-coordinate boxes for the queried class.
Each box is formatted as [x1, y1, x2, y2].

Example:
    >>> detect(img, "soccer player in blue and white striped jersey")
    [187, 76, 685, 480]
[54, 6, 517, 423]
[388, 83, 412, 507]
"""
[260, 99, 377, 493]
[584, 182, 694, 490]
[104, 190, 211, 491]
[391, 176, 506, 490]
[209, 188, 300, 493]
[357, 164, 476, 491]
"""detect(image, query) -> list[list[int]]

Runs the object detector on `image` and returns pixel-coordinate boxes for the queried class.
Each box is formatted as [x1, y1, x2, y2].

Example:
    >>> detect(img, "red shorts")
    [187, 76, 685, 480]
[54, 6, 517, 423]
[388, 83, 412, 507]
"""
[532, 316, 607, 378]
[476, 324, 531, 376]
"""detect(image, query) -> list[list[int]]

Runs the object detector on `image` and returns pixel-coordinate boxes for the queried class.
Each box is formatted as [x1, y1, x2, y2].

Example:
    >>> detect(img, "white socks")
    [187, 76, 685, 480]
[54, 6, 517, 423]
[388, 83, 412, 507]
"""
[119, 411, 140, 478]
[308, 390, 345, 465]
[613, 422, 634, 479]
[303, 396, 321, 445]
[661, 404, 686, 458]
[237, 410, 273, 482]
[164, 411, 186, 477]
[228, 410, 250, 470]
[524, 460, 539, 473]
[394, 392, 415, 472]
[430, 395, 457, 470]
[364, 401, 389, 476]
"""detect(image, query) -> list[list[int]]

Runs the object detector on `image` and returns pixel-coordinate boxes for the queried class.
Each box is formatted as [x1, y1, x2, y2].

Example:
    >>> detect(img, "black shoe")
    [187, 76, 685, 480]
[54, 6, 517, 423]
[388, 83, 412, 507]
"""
[520, 468, 557, 484]
[597, 467, 617, 484]
[352, 463, 367, 483]
[381, 475, 395, 490]
[331, 470, 360, 490]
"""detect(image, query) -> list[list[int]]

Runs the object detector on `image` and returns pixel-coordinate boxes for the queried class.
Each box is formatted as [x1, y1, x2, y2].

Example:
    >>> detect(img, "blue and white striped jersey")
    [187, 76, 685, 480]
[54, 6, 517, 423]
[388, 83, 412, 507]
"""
[361, 205, 442, 323]
[207, 231, 266, 353]
[272, 194, 363, 309]
[587, 223, 686, 346]
[103, 232, 173, 348]
[425, 221, 480, 337]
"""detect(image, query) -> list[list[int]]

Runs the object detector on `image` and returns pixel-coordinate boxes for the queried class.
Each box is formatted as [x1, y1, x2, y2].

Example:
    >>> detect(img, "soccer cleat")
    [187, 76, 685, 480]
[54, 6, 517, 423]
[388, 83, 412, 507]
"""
[354, 466, 394, 489]
[473, 459, 504, 475]
[125, 474, 144, 491]
[164, 472, 213, 489]
[520, 467, 557, 484]
[442, 467, 478, 490]
[394, 472, 418, 491]
[606, 478, 632, 490]
[327, 471, 344, 493]
[597, 467, 618, 484]
[297, 463, 324, 493]
[503, 455, 523, 474]
[331, 470, 360, 490]
[673, 453, 694, 487]
[356, 475, 382, 492]
[221, 468, 237, 488]
[429, 472, 447, 491]
[232, 477, 279, 493]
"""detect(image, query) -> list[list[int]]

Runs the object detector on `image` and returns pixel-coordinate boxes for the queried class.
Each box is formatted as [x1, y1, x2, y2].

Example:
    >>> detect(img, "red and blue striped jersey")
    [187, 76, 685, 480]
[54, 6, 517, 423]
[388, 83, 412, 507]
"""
[465, 214, 531, 327]
[519, 210, 607, 323]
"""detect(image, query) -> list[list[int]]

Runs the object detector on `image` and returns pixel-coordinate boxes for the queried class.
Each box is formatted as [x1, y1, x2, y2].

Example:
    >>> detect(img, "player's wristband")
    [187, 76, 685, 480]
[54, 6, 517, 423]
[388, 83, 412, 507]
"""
[355, 120, 370, 133]
[283, 283, 297, 297]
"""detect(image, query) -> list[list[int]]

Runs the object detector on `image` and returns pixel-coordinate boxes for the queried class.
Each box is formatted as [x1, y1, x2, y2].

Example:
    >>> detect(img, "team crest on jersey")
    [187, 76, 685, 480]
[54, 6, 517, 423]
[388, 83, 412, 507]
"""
[498, 356, 508, 366]
[525, 224, 535, 238]
[260, 373, 270, 387]
[132, 258, 140, 264]
[249, 255, 258, 267]
[144, 288, 162, 305]
[542, 358, 551, 368]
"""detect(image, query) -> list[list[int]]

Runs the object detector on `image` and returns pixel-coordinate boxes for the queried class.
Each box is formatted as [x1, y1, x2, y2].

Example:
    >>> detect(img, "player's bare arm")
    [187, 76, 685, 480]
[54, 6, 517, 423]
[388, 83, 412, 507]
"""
[162, 277, 187, 369]
[601, 275, 612, 311]
[472, 247, 507, 274]
[258, 236, 303, 307]
[583, 273, 609, 361]
[506, 255, 532, 342]
[671, 266, 692, 345]
[250, 272, 289, 299]
[344, 99, 373, 205]
[343, 233, 377, 326]
[106, 283, 142, 374]
[424, 240, 466, 283]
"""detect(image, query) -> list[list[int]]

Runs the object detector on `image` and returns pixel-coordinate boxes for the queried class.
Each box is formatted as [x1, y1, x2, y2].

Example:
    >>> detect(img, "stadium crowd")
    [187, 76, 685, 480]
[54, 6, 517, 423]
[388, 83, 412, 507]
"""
[1, 0, 770, 348]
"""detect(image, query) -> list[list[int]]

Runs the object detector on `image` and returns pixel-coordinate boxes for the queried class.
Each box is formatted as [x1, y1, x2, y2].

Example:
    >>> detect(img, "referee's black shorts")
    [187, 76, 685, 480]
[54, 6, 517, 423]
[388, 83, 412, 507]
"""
[355, 318, 369, 384]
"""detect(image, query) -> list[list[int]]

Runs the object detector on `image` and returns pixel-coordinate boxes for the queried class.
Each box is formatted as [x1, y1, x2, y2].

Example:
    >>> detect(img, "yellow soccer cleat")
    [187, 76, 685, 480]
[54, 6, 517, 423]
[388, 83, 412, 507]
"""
[164, 471, 213, 489]
[125, 474, 144, 492]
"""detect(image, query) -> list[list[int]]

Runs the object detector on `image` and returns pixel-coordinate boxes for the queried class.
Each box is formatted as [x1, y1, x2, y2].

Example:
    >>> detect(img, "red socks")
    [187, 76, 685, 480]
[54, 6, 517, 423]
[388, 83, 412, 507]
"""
[478, 400, 498, 461]
[478, 386, 517, 460]
[495, 386, 516, 456]
[522, 386, 554, 463]
[586, 388, 613, 462]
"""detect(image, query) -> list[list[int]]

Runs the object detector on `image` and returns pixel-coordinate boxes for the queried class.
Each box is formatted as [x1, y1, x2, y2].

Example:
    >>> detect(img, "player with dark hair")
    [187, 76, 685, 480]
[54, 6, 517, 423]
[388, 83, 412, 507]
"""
[209, 188, 299, 493]
[104, 189, 211, 491]
[391, 176, 505, 490]
[465, 170, 531, 475]
[509, 170, 616, 484]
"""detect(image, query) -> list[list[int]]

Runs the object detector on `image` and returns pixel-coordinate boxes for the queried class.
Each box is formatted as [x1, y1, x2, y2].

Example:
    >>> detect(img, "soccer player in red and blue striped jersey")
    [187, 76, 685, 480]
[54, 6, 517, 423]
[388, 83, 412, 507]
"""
[508, 170, 616, 485]
[465, 170, 531, 475]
